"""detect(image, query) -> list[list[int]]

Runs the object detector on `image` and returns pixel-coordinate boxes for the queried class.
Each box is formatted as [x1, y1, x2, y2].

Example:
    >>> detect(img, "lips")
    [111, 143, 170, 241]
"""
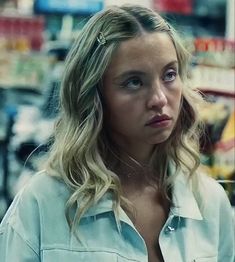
[146, 114, 172, 126]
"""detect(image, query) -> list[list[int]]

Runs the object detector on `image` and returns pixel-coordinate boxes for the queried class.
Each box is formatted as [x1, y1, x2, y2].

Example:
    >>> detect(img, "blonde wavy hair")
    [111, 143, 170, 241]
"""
[46, 5, 204, 233]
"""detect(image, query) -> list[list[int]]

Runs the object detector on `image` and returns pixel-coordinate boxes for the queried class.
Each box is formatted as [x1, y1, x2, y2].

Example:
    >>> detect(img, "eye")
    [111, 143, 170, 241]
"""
[121, 77, 143, 90]
[163, 69, 177, 82]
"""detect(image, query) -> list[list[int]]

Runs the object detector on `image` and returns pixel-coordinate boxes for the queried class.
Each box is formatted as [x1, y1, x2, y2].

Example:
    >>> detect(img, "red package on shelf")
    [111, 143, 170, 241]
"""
[0, 16, 44, 51]
[153, 0, 193, 15]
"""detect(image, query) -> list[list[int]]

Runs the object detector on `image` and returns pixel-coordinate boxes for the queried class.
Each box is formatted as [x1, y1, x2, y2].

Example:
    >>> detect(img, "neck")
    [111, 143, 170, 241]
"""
[108, 150, 158, 187]
[102, 134, 168, 185]
[107, 132, 155, 164]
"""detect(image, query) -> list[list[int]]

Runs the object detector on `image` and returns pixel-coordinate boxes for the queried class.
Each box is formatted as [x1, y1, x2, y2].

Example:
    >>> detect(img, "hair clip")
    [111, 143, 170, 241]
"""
[166, 23, 171, 30]
[97, 32, 107, 45]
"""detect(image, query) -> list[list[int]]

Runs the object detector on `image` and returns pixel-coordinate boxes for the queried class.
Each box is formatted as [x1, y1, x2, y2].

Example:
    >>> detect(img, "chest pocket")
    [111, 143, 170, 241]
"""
[192, 256, 217, 262]
[42, 249, 142, 262]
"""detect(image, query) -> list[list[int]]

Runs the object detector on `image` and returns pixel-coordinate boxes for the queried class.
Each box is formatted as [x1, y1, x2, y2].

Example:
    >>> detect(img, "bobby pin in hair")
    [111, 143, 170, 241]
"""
[97, 32, 107, 45]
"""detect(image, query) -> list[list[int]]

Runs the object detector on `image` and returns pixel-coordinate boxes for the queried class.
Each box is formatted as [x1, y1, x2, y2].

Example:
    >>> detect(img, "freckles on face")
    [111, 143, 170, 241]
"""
[102, 32, 183, 149]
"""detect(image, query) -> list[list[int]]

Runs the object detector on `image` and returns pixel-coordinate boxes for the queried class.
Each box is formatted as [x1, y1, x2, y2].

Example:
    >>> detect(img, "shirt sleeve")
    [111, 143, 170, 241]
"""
[0, 185, 41, 262]
[0, 223, 40, 262]
[217, 187, 235, 262]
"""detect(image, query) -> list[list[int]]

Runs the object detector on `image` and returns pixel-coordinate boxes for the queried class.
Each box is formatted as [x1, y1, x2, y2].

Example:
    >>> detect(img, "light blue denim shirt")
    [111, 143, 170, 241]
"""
[0, 171, 234, 262]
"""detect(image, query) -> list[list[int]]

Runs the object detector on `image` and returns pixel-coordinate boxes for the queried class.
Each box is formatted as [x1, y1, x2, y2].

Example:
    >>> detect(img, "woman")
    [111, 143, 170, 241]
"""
[0, 5, 234, 262]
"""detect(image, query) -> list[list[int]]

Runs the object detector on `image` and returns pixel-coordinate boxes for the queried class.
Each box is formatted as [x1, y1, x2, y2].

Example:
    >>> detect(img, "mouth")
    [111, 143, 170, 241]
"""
[146, 114, 172, 126]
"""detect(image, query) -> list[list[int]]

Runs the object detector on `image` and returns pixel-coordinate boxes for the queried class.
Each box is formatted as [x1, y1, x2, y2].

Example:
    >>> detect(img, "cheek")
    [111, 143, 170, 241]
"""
[105, 92, 140, 116]
[108, 102, 134, 124]
[176, 90, 182, 109]
[104, 98, 128, 125]
[169, 86, 182, 103]
[173, 83, 182, 104]
[105, 98, 141, 134]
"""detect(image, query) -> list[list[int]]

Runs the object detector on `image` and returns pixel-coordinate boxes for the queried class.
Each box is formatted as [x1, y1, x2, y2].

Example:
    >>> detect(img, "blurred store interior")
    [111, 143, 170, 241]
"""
[0, 0, 234, 219]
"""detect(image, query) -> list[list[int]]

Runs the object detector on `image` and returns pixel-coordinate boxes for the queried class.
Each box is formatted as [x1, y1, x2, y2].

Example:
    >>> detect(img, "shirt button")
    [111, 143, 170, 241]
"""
[164, 225, 175, 234]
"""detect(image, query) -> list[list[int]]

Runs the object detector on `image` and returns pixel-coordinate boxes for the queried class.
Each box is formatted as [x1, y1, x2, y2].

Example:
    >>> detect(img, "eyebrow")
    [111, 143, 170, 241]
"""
[162, 60, 178, 71]
[113, 60, 179, 82]
[113, 71, 146, 82]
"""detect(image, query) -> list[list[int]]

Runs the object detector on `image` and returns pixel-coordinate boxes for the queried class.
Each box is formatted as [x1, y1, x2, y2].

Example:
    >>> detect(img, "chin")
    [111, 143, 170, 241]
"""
[150, 133, 172, 145]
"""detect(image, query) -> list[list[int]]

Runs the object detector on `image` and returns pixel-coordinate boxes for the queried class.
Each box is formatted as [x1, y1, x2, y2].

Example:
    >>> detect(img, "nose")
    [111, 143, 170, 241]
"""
[146, 85, 167, 110]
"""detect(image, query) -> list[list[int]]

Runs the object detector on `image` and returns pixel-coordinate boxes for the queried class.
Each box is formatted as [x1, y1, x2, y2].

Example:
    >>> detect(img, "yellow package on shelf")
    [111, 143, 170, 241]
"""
[213, 110, 235, 179]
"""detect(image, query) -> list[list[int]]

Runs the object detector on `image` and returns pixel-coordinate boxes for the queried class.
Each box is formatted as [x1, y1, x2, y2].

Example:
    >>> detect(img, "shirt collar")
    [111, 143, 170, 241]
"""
[82, 193, 136, 233]
[171, 173, 203, 220]
[82, 192, 114, 218]
[82, 173, 203, 221]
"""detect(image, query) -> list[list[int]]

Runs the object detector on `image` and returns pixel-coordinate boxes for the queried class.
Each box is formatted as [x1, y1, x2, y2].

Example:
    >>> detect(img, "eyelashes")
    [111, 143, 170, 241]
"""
[119, 68, 178, 91]
[163, 69, 178, 82]
[120, 77, 143, 90]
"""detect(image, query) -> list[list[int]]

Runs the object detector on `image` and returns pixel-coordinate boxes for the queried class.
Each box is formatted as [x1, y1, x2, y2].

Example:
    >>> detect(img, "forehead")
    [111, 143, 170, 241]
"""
[106, 32, 178, 75]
